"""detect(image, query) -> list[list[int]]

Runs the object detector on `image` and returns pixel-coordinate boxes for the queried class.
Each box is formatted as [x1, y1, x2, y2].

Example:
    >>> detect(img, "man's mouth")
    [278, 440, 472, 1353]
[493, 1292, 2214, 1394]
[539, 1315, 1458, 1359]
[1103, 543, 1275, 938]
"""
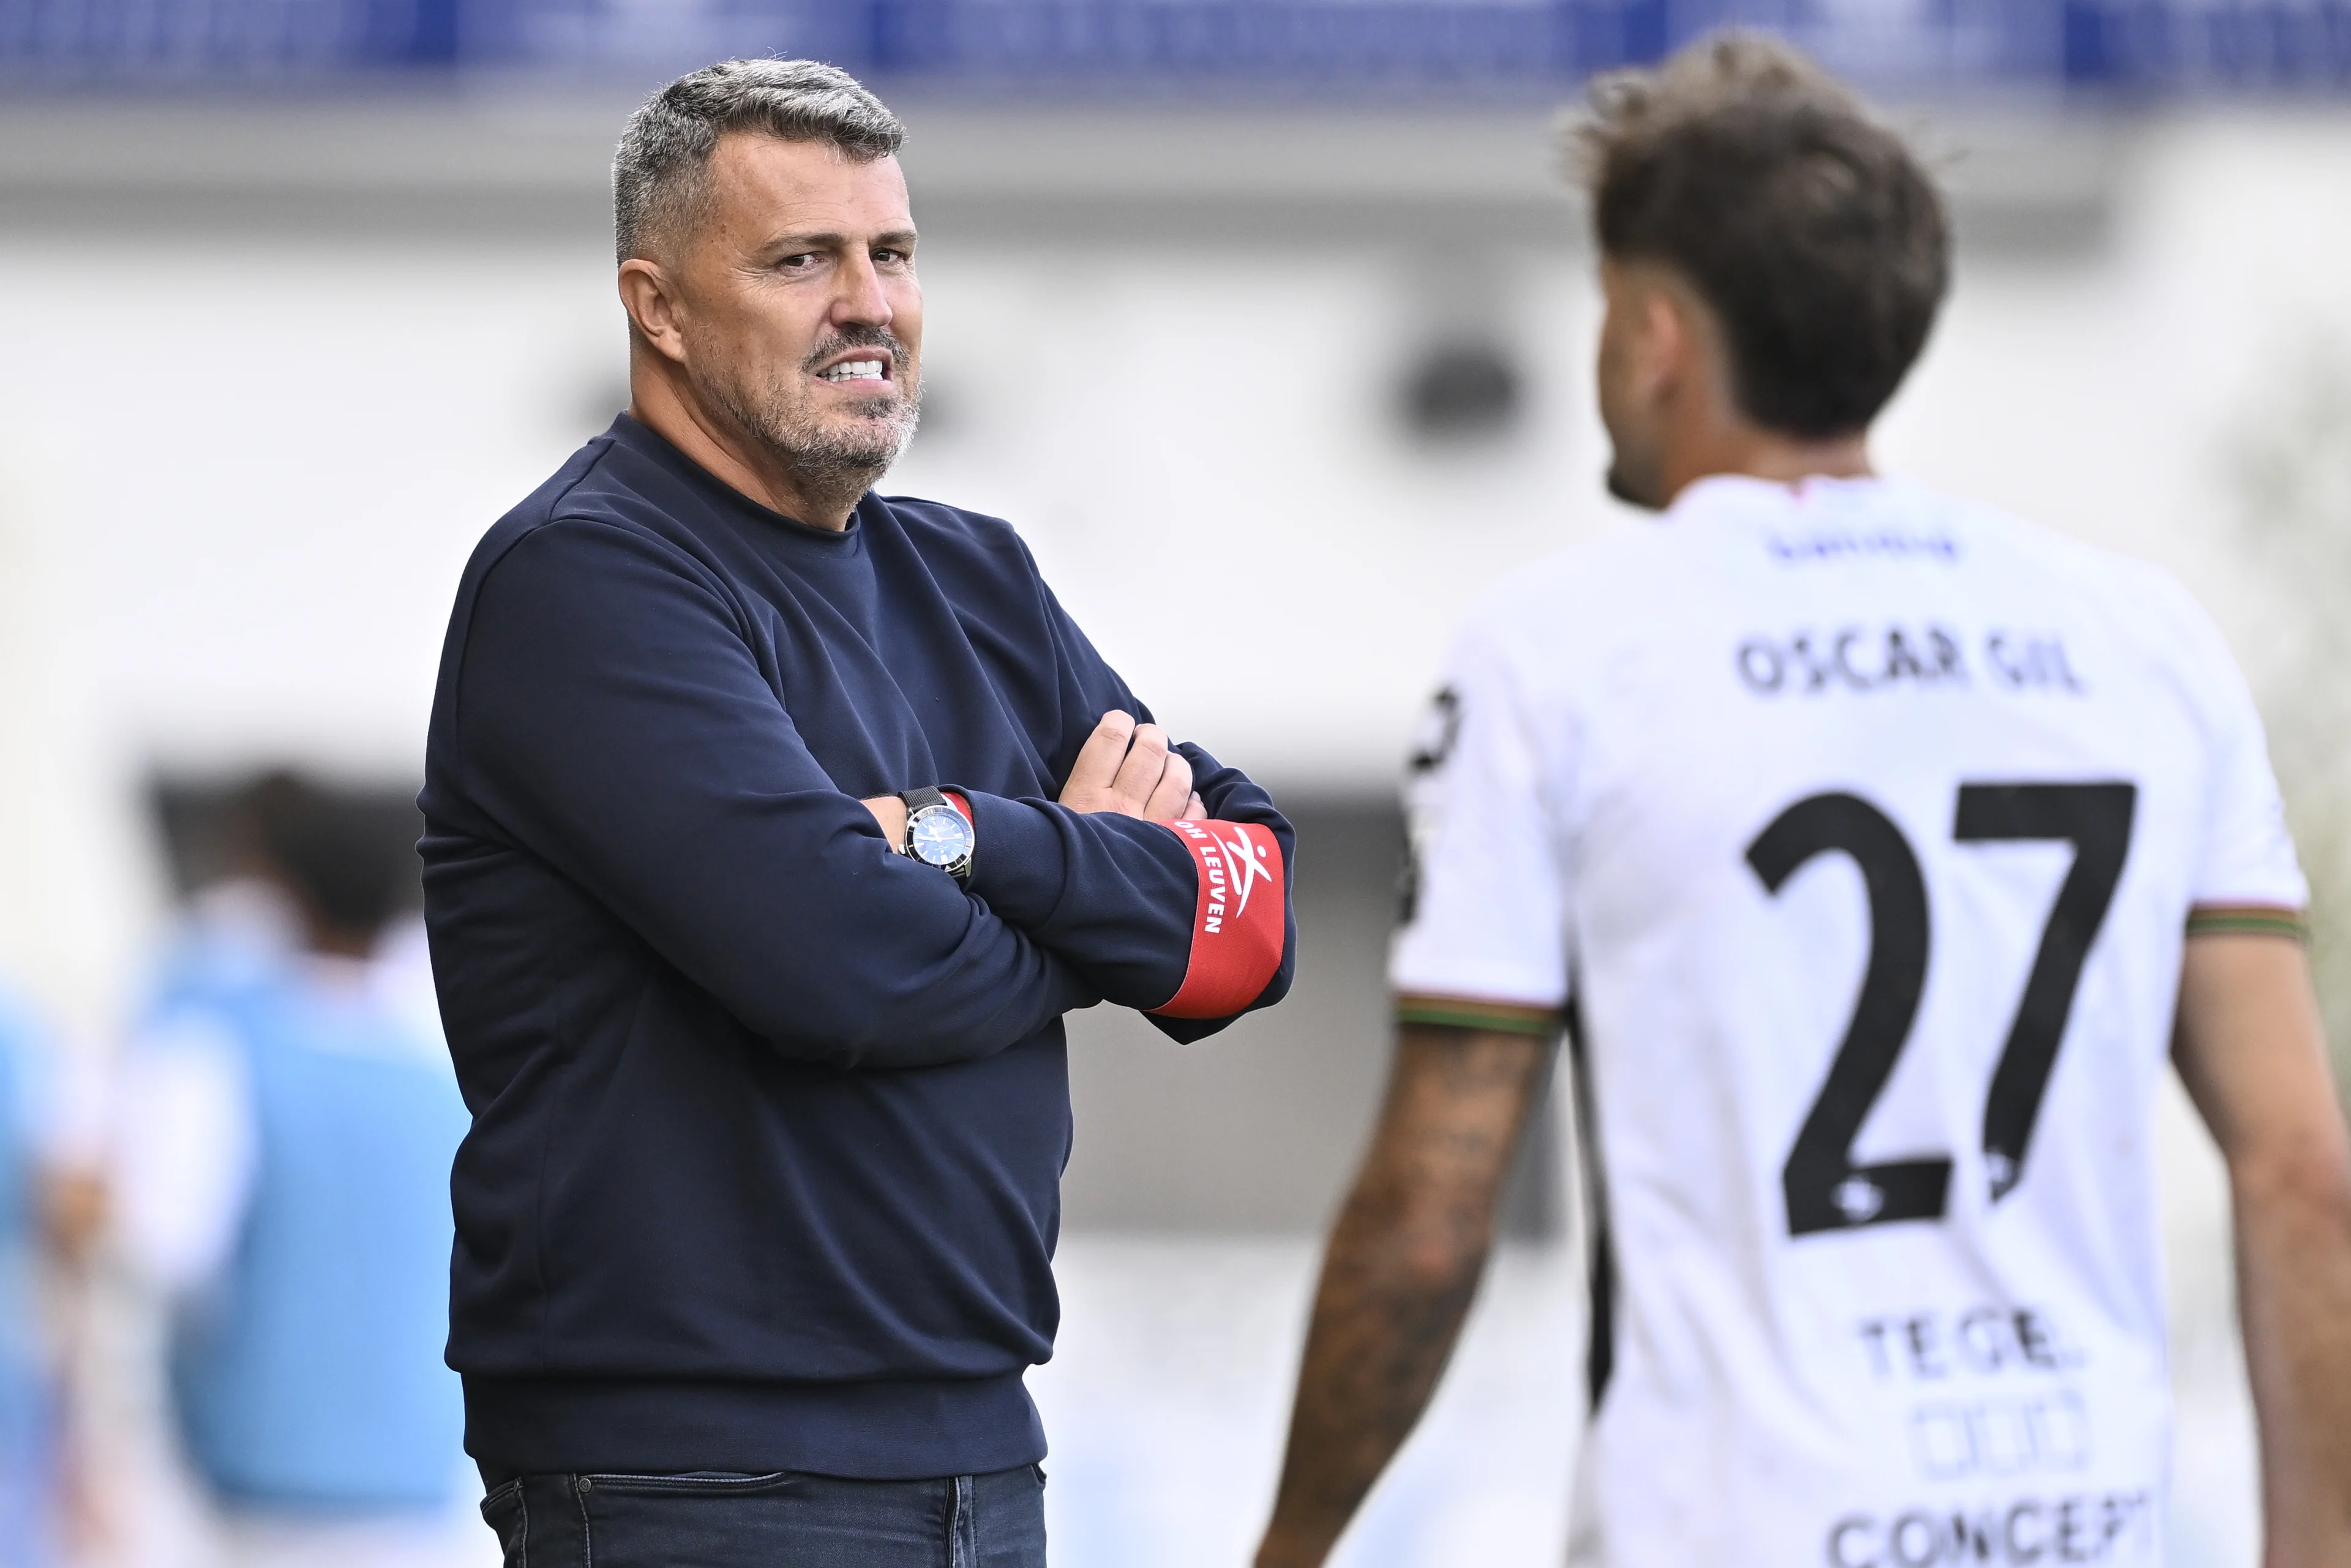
[819, 358, 890, 384]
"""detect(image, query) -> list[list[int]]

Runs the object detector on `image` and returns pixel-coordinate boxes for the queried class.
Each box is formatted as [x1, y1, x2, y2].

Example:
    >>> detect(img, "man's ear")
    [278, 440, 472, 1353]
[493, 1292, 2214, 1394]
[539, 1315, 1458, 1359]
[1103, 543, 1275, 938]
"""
[1654, 278, 1752, 433]
[618, 258, 689, 366]
[1643, 287, 1695, 405]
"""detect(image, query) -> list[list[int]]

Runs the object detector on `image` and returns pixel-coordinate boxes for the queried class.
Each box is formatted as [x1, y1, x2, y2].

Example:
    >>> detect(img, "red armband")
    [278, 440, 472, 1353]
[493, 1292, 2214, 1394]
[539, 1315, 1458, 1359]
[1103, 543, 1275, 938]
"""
[1149, 819, 1286, 1019]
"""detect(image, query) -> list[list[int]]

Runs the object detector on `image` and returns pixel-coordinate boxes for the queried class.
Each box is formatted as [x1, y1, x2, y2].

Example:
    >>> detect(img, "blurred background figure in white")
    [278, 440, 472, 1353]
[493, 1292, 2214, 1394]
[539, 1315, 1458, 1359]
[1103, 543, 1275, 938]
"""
[108, 774, 473, 1568]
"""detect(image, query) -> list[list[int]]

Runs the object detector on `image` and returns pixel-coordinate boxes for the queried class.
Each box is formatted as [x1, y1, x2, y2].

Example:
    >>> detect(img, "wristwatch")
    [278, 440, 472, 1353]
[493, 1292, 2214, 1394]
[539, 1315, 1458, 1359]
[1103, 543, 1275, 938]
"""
[897, 786, 975, 884]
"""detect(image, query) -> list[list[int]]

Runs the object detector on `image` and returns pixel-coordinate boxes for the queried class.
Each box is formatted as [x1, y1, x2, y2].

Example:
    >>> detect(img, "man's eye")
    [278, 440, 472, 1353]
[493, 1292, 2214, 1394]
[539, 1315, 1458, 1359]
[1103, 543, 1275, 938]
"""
[777, 253, 819, 271]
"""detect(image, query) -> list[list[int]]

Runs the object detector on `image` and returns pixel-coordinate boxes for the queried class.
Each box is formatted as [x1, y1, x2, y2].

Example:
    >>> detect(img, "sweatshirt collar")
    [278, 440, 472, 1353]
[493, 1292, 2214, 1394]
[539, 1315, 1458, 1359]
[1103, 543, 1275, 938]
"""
[606, 412, 868, 546]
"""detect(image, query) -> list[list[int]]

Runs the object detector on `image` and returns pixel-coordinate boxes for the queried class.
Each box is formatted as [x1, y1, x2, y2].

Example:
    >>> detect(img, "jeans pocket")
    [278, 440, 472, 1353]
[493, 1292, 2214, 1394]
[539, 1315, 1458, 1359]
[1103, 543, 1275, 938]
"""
[479, 1478, 527, 1568]
[579, 1470, 797, 1496]
[575, 1471, 839, 1567]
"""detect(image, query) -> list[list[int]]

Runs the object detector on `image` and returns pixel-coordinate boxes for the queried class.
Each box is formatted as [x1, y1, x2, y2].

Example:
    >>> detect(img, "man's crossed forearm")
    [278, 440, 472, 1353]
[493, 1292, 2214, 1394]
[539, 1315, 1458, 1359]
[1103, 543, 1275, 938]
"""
[861, 708, 1285, 1024]
[861, 709, 1201, 842]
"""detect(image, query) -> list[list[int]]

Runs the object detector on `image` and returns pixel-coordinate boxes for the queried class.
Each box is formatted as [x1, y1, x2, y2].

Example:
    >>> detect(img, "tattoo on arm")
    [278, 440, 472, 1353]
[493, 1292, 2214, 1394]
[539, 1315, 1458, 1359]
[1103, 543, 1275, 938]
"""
[1256, 1024, 1551, 1568]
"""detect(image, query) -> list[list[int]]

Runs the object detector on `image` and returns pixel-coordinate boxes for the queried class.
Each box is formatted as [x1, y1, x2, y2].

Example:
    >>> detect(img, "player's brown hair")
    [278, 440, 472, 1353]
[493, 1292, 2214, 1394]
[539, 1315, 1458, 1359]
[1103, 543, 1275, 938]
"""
[1568, 32, 1950, 438]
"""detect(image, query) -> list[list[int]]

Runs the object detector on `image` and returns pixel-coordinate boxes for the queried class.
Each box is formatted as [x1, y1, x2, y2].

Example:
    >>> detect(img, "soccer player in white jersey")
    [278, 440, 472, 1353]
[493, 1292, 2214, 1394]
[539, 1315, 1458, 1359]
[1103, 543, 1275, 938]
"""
[1256, 34, 2351, 1568]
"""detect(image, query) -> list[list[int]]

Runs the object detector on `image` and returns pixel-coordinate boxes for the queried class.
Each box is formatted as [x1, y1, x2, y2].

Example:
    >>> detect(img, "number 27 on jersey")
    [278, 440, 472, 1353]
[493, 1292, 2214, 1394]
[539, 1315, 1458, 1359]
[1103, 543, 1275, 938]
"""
[1749, 782, 2136, 1237]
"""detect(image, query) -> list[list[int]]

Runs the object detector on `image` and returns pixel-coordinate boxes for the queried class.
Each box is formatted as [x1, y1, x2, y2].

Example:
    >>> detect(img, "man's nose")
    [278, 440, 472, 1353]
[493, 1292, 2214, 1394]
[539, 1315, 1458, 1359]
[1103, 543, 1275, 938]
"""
[831, 252, 892, 327]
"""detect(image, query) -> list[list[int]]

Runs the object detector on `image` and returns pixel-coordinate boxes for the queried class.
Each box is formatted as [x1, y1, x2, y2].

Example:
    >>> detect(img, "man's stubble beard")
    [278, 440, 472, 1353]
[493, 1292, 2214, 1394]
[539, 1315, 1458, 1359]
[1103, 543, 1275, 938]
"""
[694, 332, 923, 519]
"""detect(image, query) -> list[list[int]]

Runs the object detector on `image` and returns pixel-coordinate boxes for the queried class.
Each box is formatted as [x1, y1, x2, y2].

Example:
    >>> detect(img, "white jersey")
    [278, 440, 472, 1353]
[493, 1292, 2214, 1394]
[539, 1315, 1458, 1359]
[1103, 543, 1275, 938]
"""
[1390, 475, 2304, 1568]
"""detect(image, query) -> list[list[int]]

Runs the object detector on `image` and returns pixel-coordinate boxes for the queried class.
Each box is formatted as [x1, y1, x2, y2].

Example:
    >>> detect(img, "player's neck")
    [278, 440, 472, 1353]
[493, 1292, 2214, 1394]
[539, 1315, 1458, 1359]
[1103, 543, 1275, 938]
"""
[1661, 424, 1875, 505]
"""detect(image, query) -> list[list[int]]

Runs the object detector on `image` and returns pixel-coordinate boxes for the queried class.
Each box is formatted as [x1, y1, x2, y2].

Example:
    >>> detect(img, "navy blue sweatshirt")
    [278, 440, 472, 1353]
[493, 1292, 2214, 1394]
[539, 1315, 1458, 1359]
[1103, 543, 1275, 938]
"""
[421, 415, 1295, 1480]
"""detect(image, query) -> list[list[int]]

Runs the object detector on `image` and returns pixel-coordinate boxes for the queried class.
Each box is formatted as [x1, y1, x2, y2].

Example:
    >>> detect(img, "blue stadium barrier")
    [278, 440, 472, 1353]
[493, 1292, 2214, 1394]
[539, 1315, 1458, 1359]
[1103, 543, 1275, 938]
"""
[0, 0, 2344, 91]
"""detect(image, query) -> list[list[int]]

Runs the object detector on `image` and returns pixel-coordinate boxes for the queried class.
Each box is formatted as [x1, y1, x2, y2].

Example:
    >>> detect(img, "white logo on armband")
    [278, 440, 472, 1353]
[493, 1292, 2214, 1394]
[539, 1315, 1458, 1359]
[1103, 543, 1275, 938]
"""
[1218, 830, 1272, 917]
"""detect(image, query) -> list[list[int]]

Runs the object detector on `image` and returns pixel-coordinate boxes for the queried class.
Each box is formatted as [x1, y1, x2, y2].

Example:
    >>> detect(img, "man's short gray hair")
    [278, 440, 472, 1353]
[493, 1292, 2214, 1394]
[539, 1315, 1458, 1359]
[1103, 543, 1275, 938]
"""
[613, 58, 905, 264]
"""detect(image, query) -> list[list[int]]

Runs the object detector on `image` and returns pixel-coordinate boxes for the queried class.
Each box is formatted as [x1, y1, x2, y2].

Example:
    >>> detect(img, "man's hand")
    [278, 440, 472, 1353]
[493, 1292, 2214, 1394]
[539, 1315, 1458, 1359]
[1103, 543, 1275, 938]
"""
[2175, 929, 2351, 1568]
[860, 711, 1207, 851]
[1060, 710, 1199, 822]
[861, 794, 908, 846]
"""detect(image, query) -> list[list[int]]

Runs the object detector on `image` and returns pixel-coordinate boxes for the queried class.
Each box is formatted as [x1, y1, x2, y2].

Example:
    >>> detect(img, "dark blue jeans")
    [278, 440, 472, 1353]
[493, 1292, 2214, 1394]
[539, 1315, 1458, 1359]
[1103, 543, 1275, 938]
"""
[480, 1466, 1047, 1567]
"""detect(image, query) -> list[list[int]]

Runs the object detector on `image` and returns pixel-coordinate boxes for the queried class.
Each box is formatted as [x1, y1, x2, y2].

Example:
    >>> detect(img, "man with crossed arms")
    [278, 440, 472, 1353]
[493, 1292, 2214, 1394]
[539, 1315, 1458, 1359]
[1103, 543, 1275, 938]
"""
[423, 58, 1294, 1566]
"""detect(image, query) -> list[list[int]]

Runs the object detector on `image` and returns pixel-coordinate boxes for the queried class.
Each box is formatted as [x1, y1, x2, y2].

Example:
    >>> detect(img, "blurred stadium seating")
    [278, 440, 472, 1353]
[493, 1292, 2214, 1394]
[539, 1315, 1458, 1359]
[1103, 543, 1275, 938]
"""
[1, 0, 2346, 94]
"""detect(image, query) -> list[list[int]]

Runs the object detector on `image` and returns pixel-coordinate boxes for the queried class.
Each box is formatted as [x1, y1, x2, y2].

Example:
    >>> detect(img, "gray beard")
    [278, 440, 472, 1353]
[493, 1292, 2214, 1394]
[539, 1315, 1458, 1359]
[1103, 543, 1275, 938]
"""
[704, 368, 922, 518]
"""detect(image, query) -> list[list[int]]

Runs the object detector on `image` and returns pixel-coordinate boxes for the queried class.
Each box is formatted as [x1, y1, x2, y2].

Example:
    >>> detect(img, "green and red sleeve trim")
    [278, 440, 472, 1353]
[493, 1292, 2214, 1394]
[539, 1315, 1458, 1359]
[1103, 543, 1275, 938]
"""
[2185, 903, 2307, 942]
[1393, 993, 1564, 1037]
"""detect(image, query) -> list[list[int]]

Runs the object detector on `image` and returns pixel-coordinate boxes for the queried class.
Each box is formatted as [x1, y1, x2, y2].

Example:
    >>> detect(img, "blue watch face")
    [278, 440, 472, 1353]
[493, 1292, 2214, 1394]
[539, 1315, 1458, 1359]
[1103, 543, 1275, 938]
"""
[909, 805, 975, 868]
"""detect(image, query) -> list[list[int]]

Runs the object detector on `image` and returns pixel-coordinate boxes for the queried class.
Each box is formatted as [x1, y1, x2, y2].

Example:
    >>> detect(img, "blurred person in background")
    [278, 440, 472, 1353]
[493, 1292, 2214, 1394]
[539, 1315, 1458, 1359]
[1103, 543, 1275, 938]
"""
[1258, 34, 2351, 1568]
[0, 985, 103, 1568]
[421, 56, 1292, 1568]
[0, 990, 51, 1566]
[140, 779, 446, 1061]
[112, 773, 471, 1568]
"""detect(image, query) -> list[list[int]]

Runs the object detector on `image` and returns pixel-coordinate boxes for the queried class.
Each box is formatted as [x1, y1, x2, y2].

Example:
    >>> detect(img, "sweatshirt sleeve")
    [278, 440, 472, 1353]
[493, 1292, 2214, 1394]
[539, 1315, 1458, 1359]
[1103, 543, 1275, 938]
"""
[948, 572, 1296, 1042]
[446, 519, 1094, 1071]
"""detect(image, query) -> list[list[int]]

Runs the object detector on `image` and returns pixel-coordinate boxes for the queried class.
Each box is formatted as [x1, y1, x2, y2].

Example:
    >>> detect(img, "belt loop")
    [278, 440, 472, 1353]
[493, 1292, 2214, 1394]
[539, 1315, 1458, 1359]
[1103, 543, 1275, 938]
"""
[512, 1475, 590, 1568]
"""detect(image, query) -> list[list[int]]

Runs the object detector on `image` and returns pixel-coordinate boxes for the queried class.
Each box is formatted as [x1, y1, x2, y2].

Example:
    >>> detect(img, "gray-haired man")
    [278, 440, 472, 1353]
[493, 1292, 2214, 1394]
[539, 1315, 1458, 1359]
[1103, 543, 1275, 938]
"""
[421, 59, 1295, 1566]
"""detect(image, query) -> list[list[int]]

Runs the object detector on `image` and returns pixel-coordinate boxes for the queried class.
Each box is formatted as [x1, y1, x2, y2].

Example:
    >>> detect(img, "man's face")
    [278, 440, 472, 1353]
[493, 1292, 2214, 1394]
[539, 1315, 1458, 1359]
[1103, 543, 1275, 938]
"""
[1595, 257, 1668, 511]
[665, 134, 923, 498]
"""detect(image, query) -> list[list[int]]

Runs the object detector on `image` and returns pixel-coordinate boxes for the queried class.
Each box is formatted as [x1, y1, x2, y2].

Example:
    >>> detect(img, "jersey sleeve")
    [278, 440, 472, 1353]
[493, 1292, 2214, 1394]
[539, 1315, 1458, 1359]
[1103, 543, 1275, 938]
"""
[2186, 625, 2307, 913]
[1387, 617, 1572, 1027]
[2138, 572, 2310, 913]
